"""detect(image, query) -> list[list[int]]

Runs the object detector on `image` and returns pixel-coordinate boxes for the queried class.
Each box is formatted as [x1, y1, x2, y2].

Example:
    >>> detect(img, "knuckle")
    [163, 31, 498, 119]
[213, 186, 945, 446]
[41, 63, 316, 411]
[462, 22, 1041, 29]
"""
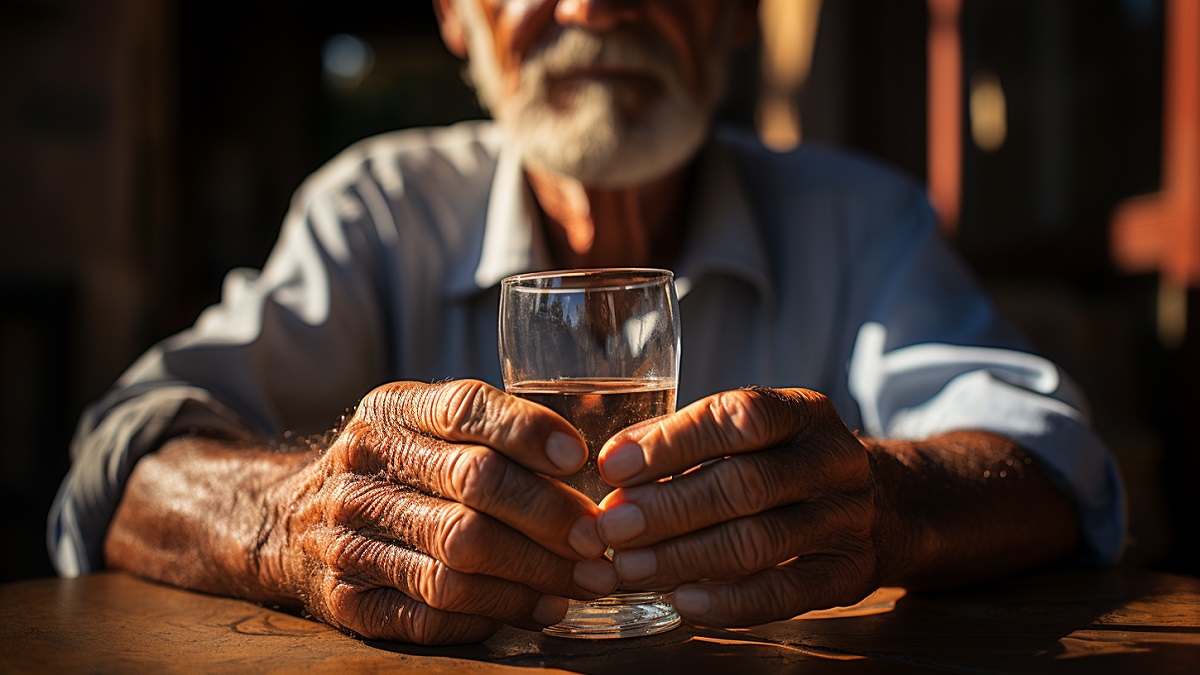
[436, 379, 493, 436]
[641, 482, 693, 530]
[418, 558, 537, 625]
[389, 432, 445, 493]
[322, 581, 362, 627]
[437, 508, 490, 573]
[418, 563, 471, 613]
[383, 592, 447, 644]
[329, 420, 376, 471]
[790, 389, 856, 446]
[746, 386, 834, 441]
[707, 390, 774, 448]
[449, 446, 516, 510]
[323, 529, 363, 571]
[792, 387, 831, 409]
[356, 382, 410, 425]
[327, 583, 393, 639]
[723, 518, 777, 575]
[711, 458, 772, 517]
[358, 381, 490, 441]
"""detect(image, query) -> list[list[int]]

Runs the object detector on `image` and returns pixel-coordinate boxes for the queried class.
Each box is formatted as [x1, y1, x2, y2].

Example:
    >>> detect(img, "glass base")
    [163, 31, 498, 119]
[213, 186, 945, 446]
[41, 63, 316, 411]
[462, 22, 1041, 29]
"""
[542, 592, 680, 639]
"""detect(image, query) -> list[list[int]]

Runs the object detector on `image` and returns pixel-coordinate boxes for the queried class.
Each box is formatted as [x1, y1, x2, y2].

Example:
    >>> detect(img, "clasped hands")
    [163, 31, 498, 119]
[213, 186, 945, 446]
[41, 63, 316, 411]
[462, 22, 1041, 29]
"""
[276, 379, 885, 645]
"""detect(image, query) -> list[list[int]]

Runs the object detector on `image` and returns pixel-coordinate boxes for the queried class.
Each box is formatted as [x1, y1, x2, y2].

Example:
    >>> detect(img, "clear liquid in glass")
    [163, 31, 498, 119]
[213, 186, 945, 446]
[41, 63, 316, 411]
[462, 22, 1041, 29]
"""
[509, 377, 681, 639]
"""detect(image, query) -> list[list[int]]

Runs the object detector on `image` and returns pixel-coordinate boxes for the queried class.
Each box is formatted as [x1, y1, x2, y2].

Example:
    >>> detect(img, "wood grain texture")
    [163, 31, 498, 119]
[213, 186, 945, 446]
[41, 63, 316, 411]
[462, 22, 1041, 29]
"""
[1, 568, 1197, 674]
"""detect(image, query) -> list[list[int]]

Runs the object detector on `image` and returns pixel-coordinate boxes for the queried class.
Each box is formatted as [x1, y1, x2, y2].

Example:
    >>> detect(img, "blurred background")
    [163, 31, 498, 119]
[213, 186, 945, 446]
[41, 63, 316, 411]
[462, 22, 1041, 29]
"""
[0, 0, 1195, 583]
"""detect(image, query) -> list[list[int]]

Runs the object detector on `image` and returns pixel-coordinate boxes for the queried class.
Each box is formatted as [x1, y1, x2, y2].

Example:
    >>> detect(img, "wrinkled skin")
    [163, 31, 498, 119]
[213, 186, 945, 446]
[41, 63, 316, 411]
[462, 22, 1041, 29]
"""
[109, 380, 1079, 645]
[108, 380, 619, 645]
[281, 380, 621, 643]
[594, 387, 1078, 627]
[595, 388, 882, 626]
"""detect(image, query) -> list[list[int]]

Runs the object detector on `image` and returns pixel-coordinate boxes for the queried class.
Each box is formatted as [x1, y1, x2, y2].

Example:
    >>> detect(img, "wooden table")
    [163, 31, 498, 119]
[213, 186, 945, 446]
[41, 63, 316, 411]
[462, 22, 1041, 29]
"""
[1, 567, 1197, 673]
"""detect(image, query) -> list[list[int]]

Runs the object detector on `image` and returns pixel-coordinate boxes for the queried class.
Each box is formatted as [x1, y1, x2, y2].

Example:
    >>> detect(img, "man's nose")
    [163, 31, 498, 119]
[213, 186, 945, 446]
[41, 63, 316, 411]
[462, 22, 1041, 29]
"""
[553, 0, 642, 31]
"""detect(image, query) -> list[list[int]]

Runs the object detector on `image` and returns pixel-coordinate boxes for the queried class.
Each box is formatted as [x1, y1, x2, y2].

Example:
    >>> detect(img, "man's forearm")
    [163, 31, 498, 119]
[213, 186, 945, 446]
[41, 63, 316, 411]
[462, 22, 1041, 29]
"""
[869, 430, 1081, 590]
[104, 435, 312, 606]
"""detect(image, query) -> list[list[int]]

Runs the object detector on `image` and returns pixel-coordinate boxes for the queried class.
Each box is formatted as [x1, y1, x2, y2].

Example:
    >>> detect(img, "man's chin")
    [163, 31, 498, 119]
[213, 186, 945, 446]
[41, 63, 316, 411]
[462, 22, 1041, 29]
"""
[545, 75, 666, 117]
[505, 114, 708, 187]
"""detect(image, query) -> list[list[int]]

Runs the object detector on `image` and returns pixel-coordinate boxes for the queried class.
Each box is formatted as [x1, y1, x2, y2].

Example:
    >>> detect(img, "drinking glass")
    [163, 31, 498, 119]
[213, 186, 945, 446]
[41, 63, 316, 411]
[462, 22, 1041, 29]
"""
[499, 268, 682, 639]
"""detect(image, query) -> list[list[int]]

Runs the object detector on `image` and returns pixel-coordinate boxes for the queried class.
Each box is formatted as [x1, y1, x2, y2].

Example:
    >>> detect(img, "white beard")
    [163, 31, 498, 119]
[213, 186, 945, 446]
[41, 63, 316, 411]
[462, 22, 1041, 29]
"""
[456, 0, 732, 187]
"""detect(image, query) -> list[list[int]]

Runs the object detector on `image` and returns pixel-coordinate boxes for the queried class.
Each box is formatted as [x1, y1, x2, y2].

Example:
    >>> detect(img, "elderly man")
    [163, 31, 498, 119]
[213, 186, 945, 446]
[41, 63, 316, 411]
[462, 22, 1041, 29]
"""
[50, 0, 1123, 646]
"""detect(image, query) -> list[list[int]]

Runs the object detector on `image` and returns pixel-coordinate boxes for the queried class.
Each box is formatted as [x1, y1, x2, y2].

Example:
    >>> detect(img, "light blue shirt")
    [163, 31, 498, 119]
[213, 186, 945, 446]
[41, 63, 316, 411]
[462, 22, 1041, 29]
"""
[48, 120, 1126, 575]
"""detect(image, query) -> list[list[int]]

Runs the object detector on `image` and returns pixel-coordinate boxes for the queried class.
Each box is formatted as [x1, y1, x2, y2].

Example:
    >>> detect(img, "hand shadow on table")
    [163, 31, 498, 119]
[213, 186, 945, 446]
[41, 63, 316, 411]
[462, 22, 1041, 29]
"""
[742, 565, 1198, 674]
[365, 566, 1199, 675]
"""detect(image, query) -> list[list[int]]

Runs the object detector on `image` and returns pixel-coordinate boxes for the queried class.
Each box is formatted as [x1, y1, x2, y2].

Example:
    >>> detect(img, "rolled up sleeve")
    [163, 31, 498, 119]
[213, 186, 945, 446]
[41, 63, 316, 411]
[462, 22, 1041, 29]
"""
[48, 168, 390, 576]
[848, 320, 1126, 563]
[48, 387, 256, 576]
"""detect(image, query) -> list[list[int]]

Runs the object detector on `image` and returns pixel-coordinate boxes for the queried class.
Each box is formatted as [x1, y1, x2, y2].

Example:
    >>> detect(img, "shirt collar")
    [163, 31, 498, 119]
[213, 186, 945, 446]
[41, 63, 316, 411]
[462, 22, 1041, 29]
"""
[450, 128, 775, 309]
[672, 135, 775, 307]
[445, 139, 553, 298]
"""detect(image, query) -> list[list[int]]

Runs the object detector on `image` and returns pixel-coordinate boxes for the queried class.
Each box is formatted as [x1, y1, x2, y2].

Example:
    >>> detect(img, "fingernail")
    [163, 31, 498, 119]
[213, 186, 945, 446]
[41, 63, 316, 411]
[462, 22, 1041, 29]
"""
[613, 549, 656, 582]
[573, 560, 618, 595]
[597, 502, 645, 544]
[546, 431, 586, 472]
[673, 587, 711, 615]
[602, 442, 645, 483]
[533, 595, 568, 625]
[568, 516, 606, 558]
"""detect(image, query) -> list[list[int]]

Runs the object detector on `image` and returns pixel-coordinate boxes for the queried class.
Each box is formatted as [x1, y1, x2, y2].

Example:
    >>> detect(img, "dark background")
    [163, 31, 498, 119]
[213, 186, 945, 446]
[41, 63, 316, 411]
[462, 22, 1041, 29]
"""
[1, 0, 1193, 583]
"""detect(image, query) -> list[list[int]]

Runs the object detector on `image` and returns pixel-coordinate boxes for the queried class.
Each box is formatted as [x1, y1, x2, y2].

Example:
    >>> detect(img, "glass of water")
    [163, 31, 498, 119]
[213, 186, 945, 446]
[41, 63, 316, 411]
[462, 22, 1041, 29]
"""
[499, 268, 682, 639]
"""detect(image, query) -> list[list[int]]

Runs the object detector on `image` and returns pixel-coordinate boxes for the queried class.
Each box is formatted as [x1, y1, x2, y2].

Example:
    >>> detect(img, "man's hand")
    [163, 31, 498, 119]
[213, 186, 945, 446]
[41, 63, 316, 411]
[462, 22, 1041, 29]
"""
[593, 386, 1082, 629]
[107, 380, 618, 646]
[275, 380, 622, 643]
[593, 387, 883, 627]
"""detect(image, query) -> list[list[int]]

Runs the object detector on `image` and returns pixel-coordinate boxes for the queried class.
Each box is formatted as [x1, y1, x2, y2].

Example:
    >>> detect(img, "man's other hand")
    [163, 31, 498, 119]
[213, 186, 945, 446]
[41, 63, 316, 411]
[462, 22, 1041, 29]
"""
[594, 387, 885, 628]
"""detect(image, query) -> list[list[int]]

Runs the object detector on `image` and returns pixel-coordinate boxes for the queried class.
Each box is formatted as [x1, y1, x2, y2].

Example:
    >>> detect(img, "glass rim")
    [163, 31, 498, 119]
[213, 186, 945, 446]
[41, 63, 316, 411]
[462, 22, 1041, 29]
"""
[501, 267, 674, 292]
